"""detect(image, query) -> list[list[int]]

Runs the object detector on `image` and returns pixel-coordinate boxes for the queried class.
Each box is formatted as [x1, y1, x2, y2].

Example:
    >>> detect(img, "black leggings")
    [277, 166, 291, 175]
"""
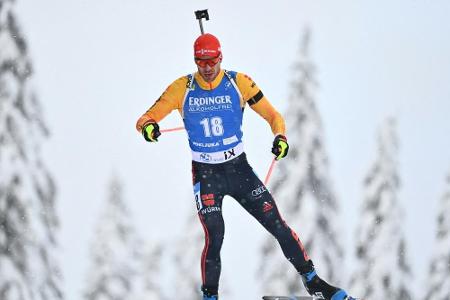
[192, 153, 310, 295]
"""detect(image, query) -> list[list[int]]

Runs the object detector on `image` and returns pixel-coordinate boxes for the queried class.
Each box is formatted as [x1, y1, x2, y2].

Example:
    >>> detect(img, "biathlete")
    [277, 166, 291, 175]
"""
[136, 33, 355, 300]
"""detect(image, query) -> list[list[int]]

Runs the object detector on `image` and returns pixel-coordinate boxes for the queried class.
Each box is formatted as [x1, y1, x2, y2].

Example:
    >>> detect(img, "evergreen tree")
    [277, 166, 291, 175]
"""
[140, 243, 165, 300]
[258, 29, 344, 296]
[83, 176, 142, 300]
[350, 118, 413, 299]
[423, 172, 450, 300]
[0, 1, 63, 299]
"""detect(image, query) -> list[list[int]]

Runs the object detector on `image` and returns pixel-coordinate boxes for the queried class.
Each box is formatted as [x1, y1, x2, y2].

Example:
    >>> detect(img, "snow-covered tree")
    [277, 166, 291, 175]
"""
[258, 28, 344, 296]
[140, 243, 165, 300]
[83, 175, 143, 300]
[350, 118, 413, 300]
[423, 172, 450, 300]
[0, 1, 63, 299]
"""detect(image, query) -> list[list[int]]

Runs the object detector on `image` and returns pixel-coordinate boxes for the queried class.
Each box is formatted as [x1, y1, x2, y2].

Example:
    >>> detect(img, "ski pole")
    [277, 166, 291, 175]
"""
[160, 126, 185, 133]
[194, 9, 209, 34]
[264, 157, 277, 186]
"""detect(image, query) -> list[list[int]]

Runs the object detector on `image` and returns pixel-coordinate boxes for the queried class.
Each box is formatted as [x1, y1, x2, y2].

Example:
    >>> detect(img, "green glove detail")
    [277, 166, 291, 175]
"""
[271, 134, 289, 160]
[142, 122, 161, 142]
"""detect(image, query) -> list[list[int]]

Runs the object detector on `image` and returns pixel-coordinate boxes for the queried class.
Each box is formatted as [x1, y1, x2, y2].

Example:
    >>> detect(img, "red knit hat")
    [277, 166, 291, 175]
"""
[194, 33, 222, 58]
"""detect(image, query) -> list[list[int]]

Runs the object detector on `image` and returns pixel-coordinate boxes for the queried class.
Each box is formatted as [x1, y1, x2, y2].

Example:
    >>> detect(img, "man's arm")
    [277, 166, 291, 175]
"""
[135, 76, 188, 133]
[235, 72, 286, 136]
[249, 98, 286, 136]
[236, 72, 288, 159]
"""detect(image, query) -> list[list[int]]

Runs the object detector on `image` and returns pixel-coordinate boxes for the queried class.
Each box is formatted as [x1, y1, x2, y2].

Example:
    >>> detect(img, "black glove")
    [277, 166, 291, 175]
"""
[142, 122, 161, 142]
[271, 134, 289, 160]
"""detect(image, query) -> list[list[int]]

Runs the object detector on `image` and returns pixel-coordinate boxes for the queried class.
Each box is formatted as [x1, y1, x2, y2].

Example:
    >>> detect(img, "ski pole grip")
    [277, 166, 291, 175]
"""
[195, 9, 209, 34]
[195, 9, 209, 21]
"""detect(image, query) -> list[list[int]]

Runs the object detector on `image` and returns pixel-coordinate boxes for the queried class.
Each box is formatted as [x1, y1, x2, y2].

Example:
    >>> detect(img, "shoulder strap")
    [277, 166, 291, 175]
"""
[224, 70, 237, 81]
[224, 70, 244, 107]
[181, 73, 195, 118]
[185, 73, 195, 90]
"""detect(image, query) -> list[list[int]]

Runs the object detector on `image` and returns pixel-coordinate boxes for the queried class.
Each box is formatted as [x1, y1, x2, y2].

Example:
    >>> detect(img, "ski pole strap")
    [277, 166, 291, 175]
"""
[264, 158, 277, 186]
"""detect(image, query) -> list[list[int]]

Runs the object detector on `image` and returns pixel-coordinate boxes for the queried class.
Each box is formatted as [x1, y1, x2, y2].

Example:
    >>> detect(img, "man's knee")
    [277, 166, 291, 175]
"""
[262, 214, 290, 238]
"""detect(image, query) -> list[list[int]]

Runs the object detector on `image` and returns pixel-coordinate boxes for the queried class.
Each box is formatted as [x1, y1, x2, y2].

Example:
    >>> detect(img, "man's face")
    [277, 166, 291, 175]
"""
[195, 55, 222, 83]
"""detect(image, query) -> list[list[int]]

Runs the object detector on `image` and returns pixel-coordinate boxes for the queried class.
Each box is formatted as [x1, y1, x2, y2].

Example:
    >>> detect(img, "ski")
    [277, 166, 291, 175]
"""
[262, 297, 361, 300]
[262, 297, 317, 300]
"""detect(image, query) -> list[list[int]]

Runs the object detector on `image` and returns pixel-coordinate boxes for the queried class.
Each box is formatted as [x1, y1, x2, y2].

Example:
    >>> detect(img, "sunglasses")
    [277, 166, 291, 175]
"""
[195, 55, 221, 68]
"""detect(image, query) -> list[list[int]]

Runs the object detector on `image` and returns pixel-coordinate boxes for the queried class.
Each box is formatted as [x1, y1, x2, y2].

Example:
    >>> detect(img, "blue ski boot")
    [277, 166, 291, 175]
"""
[201, 285, 218, 300]
[300, 261, 356, 300]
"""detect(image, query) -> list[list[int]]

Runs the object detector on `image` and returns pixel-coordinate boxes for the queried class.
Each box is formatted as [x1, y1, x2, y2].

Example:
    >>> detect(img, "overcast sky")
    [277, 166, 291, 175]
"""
[16, 0, 450, 299]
